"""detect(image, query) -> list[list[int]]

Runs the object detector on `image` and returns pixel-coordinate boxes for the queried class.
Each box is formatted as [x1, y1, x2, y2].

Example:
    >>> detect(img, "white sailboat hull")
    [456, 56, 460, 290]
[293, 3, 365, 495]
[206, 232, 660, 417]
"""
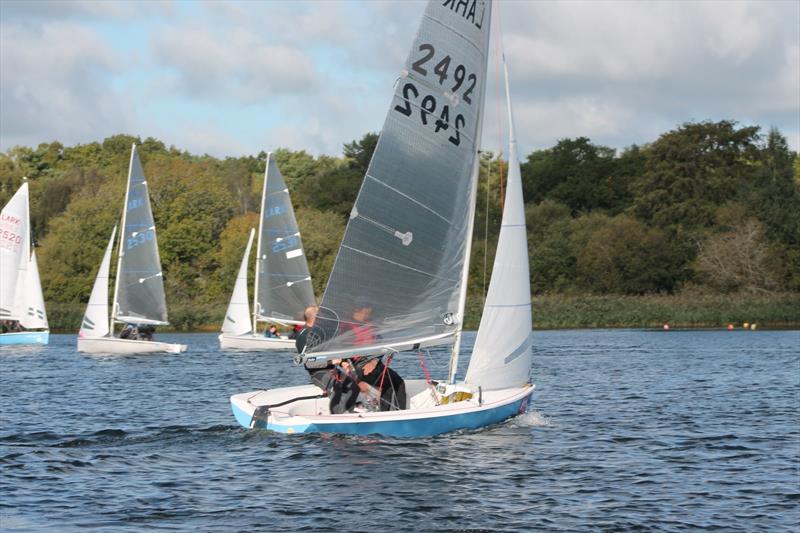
[77, 337, 187, 354]
[219, 333, 296, 351]
[230, 380, 534, 437]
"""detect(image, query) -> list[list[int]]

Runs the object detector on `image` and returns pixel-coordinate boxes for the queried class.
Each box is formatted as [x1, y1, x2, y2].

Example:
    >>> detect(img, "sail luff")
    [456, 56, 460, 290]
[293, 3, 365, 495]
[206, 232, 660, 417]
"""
[110, 147, 135, 332]
[252, 154, 269, 333]
[447, 146, 483, 383]
[11, 183, 31, 321]
[80, 226, 116, 338]
[222, 228, 255, 335]
[305, 0, 494, 360]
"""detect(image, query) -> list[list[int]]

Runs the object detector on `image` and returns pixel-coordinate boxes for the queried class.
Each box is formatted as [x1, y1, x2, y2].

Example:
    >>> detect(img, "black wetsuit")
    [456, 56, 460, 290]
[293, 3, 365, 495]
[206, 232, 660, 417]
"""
[357, 359, 407, 411]
[296, 326, 358, 414]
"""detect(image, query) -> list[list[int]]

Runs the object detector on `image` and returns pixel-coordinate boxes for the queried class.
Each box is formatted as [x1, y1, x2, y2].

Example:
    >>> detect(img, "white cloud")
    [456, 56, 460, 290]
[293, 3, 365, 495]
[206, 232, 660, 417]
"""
[0, 0, 797, 157]
[0, 0, 172, 21]
[151, 26, 320, 103]
[495, 0, 799, 153]
[0, 21, 134, 150]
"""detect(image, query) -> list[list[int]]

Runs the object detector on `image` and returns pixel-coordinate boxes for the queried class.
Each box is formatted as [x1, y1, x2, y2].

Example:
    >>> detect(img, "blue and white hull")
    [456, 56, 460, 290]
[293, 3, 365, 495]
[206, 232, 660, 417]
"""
[230, 380, 534, 438]
[0, 331, 49, 346]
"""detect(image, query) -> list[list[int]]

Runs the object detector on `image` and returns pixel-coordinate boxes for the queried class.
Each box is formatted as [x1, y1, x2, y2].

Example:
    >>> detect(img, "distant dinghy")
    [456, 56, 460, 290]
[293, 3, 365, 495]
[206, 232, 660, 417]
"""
[230, 0, 535, 437]
[77, 145, 187, 355]
[219, 153, 315, 351]
[0, 180, 49, 346]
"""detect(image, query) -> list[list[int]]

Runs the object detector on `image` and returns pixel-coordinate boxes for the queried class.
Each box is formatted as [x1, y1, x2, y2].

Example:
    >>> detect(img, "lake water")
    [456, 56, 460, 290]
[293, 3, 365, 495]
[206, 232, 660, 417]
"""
[1, 329, 798, 531]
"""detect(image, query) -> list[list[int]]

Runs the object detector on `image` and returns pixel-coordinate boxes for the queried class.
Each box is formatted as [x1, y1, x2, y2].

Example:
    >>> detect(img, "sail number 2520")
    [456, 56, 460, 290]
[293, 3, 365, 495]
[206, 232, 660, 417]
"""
[393, 43, 477, 147]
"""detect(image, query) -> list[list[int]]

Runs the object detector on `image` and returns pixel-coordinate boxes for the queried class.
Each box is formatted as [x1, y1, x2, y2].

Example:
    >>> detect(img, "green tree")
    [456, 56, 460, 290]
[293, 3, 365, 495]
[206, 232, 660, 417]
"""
[630, 120, 761, 232]
[296, 133, 379, 217]
[521, 137, 628, 214]
[295, 207, 346, 296]
[576, 214, 682, 294]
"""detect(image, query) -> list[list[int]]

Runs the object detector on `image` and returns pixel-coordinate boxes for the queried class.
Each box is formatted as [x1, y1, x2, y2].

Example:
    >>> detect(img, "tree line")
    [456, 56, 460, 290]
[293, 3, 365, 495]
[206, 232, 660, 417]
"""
[0, 119, 797, 330]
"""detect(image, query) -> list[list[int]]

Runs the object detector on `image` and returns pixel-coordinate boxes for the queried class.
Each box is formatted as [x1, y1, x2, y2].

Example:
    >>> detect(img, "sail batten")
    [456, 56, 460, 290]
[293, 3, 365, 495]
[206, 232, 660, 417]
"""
[253, 153, 315, 327]
[306, 1, 492, 358]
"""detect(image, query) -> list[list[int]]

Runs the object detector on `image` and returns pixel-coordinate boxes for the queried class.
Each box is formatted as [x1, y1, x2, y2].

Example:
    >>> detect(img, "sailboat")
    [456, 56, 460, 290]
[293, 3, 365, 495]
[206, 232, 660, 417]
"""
[77, 144, 187, 355]
[219, 153, 315, 351]
[230, 0, 534, 437]
[0, 180, 49, 346]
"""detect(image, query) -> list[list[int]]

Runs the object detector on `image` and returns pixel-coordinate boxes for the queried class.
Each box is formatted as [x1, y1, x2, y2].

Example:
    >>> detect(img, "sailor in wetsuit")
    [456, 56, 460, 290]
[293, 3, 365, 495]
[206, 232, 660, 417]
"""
[296, 305, 358, 414]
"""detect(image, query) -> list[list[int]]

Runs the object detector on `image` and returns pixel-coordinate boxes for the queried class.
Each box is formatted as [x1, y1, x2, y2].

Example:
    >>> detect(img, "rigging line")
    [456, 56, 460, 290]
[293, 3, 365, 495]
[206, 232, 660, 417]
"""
[482, 153, 490, 306]
[364, 174, 452, 225]
[494, 5, 506, 214]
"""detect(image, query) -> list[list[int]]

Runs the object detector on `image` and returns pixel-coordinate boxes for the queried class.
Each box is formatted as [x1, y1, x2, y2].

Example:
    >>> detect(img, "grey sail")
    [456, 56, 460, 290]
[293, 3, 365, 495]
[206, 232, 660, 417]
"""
[114, 145, 168, 326]
[254, 153, 315, 325]
[307, 0, 492, 357]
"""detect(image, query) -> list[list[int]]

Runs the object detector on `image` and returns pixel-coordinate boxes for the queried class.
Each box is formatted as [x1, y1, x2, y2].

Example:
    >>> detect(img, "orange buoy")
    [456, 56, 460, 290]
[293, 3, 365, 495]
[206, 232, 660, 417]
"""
[727, 324, 734, 330]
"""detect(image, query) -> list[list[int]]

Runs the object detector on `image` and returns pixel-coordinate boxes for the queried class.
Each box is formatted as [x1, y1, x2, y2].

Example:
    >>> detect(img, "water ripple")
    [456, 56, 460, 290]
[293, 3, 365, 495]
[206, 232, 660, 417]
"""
[1, 330, 799, 531]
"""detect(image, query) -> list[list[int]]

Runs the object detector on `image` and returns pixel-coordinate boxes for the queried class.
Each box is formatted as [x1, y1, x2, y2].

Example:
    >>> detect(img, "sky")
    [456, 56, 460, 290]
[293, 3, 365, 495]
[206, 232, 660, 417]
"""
[1, 0, 798, 159]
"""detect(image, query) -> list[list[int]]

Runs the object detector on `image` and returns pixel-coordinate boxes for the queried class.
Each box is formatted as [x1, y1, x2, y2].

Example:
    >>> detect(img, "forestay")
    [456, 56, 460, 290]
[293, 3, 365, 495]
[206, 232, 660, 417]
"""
[254, 153, 314, 325]
[307, 0, 492, 357]
[223, 228, 255, 335]
[21, 250, 48, 330]
[113, 145, 169, 326]
[465, 57, 532, 390]
[80, 227, 117, 338]
[0, 183, 30, 321]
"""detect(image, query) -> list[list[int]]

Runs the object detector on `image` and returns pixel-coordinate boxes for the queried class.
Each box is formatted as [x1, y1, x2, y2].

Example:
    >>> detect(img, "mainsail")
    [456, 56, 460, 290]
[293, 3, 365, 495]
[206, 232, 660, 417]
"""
[112, 145, 169, 326]
[223, 228, 256, 335]
[21, 250, 48, 330]
[253, 153, 314, 326]
[0, 182, 30, 321]
[465, 56, 532, 390]
[80, 227, 117, 338]
[307, 0, 492, 357]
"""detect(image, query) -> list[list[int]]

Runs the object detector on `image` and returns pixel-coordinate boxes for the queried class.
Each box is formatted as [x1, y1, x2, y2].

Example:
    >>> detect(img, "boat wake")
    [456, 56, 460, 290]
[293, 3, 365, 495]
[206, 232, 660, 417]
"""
[515, 410, 551, 427]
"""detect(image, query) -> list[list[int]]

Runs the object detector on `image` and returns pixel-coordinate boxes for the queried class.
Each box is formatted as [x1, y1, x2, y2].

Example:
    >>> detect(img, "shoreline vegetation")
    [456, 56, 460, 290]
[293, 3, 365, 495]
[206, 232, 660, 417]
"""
[46, 292, 799, 333]
[2, 120, 798, 334]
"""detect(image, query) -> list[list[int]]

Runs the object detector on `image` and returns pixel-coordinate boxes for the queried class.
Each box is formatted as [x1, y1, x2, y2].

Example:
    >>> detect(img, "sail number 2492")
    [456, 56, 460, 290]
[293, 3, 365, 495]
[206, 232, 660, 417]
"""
[393, 43, 478, 147]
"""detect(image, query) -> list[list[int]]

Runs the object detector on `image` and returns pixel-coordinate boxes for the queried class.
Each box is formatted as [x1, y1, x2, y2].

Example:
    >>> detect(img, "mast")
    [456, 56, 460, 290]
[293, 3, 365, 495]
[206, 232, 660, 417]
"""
[110, 144, 136, 334]
[252, 151, 271, 334]
[447, 8, 493, 384]
[15, 179, 32, 322]
[447, 140, 484, 383]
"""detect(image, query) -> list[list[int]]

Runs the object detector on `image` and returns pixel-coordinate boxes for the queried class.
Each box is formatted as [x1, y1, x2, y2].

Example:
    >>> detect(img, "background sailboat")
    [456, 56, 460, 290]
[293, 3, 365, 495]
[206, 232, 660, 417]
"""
[230, 0, 534, 437]
[77, 145, 186, 354]
[219, 152, 315, 351]
[0, 180, 49, 346]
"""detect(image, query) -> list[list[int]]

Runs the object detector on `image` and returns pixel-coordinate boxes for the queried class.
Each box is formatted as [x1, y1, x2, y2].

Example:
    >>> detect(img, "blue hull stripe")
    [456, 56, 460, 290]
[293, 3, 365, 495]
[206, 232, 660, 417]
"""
[0, 331, 49, 346]
[231, 392, 533, 438]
